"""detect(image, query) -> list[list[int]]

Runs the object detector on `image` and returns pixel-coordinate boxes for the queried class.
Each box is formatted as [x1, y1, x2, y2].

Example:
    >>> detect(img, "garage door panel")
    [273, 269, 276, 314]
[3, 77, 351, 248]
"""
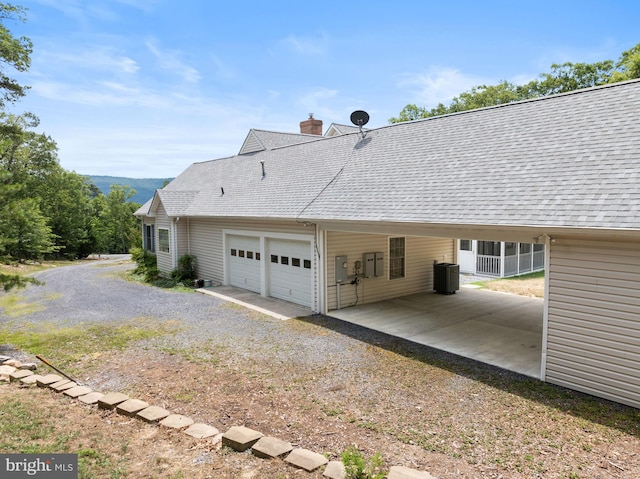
[229, 235, 261, 293]
[268, 239, 312, 307]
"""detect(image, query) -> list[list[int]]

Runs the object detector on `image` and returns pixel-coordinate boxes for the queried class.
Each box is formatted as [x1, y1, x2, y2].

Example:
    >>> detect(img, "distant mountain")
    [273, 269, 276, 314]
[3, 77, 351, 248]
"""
[87, 176, 173, 204]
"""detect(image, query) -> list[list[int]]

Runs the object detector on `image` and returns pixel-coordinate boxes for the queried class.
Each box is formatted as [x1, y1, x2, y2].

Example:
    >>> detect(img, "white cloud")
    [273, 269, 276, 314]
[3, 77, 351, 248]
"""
[281, 32, 329, 56]
[31, 0, 156, 22]
[395, 67, 490, 107]
[145, 39, 201, 83]
[36, 47, 139, 75]
[296, 87, 341, 120]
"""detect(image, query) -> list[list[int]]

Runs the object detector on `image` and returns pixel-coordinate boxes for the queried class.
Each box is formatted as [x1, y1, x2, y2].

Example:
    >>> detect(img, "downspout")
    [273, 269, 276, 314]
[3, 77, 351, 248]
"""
[172, 217, 180, 269]
[539, 234, 552, 381]
[316, 225, 327, 315]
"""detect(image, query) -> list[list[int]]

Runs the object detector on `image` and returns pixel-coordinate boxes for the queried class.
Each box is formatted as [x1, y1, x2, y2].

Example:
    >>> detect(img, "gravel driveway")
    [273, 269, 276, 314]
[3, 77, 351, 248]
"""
[7, 256, 374, 375]
[3, 257, 640, 479]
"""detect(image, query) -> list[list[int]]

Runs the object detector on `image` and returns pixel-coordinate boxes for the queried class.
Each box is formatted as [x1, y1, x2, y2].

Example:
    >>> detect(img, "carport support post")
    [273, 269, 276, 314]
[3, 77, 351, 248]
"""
[539, 234, 552, 381]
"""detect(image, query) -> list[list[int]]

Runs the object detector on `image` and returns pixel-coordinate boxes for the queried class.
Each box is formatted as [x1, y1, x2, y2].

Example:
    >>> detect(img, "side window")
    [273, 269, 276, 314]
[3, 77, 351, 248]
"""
[389, 237, 405, 280]
[158, 228, 170, 253]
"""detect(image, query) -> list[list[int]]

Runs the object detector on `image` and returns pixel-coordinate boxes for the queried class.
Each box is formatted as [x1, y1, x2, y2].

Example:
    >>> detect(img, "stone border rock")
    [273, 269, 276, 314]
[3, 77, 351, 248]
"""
[1, 356, 434, 479]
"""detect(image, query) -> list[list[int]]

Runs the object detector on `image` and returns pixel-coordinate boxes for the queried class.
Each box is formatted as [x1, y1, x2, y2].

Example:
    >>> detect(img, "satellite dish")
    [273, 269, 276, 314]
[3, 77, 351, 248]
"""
[350, 110, 370, 127]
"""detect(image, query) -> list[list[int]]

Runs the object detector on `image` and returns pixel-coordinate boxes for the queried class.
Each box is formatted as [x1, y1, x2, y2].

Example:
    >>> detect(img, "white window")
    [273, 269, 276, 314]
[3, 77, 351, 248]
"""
[158, 228, 170, 253]
[389, 237, 405, 280]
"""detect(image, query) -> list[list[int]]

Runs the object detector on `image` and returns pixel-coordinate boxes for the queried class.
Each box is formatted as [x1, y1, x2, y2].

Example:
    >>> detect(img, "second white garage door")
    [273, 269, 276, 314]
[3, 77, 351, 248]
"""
[267, 238, 312, 308]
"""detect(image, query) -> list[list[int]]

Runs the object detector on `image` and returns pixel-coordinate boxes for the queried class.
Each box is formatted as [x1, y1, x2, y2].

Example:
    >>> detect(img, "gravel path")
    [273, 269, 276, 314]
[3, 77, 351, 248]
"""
[4, 256, 374, 374]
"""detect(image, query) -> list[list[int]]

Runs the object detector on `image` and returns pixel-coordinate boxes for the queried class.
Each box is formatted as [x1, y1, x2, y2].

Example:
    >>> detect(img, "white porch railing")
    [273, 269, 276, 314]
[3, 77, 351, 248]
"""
[477, 251, 545, 277]
[477, 255, 501, 276]
[533, 250, 545, 270]
[519, 252, 532, 273]
[504, 256, 518, 276]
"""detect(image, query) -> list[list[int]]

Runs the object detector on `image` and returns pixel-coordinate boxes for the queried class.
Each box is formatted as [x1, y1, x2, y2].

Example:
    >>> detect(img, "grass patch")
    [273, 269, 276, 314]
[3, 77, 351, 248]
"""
[471, 271, 545, 298]
[0, 396, 126, 478]
[0, 292, 61, 318]
[0, 317, 181, 370]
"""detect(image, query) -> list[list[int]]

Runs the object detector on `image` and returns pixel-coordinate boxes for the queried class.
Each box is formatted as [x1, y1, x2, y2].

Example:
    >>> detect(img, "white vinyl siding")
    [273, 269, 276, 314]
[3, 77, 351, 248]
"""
[326, 232, 454, 310]
[175, 219, 189, 258]
[186, 218, 317, 309]
[238, 131, 264, 154]
[545, 239, 640, 409]
[158, 229, 169, 252]
[189, 218, 224, 284]
[155, 205, 173, 274]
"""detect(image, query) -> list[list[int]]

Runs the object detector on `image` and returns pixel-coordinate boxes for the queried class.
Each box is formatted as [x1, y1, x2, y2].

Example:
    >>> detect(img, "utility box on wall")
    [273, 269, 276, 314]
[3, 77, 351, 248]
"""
[374, 252, 384, 277]
[335, 255, 348, 283]
[363, 252, 384, 278]
[363, 253, 375, 277]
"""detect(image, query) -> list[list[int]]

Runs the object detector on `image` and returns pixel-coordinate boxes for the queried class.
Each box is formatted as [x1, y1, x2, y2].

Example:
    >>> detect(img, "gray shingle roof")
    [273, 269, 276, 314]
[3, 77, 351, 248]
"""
[155, 79, 640, 231]
[238, 129, 325, 154]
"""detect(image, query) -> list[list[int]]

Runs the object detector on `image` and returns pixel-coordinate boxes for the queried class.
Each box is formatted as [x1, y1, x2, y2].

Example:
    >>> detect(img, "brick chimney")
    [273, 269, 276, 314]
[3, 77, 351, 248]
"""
[300, 113, 323, 135]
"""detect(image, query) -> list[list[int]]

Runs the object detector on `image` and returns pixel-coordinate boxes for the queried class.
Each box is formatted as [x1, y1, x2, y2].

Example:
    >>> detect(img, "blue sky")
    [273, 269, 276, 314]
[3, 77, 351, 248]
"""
[8, 1, 640, 178]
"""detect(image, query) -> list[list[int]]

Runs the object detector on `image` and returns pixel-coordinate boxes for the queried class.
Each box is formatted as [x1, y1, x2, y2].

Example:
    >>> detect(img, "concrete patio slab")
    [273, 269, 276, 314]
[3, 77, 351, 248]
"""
[388, 465, 435, 479]
[64, 386, 93, 398]
[323, 460, 346, 479]
[10, 369, 34, 381]
[183, 423, 219, 439]
[50, 380, 77, 392]
[20, 374, 42, 385]
[116, 399, 149, 417]
[285, 448, 328, 472]
[160, 414, 194, 430]
[329, 288, 543, 378]
[78, 392, 104, 405]
[36, 374, 63, 387]
[137, 406, 171, 423]
[251, 436, 293, 459]
[198, 285, 311, 320]
[98, 392, 129, 410]
[222, 426, 263, 451]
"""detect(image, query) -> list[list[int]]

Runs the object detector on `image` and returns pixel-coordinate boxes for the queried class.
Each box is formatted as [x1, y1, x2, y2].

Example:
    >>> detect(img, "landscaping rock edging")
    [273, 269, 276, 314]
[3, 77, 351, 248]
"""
[1, 355, 435, 479]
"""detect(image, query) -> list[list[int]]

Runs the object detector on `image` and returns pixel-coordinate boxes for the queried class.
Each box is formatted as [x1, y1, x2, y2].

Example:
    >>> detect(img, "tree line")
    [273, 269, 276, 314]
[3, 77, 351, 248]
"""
[0, 3, 140, 290]
[389, 43, 640, 123]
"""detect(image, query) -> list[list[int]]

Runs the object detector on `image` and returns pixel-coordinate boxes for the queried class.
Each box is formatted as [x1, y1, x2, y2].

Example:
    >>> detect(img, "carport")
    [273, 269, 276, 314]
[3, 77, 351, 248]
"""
[202, 283, 544, 378]
[329, 286, 544, 378]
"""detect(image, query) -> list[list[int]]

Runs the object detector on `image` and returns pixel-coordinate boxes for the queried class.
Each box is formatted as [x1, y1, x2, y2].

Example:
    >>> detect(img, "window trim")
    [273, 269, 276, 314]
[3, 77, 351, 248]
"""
[389, 236, 406, 280]
[158, 228, 170, 253]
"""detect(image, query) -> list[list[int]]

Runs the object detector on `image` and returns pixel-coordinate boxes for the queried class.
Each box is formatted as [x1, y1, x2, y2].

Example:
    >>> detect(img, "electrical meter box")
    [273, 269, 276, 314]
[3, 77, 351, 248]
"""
[363, 253, 375, 277]
[374, 252, 384, 277]
[335, 255, 348, 283]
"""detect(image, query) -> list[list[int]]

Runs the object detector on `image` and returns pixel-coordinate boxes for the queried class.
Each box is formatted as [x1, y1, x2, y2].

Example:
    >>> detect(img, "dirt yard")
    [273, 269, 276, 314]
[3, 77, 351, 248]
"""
[1, 262, 639, 478]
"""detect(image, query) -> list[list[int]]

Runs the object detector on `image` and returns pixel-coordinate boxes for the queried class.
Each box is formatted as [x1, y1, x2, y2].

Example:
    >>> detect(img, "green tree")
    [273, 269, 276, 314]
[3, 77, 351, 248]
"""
[0, 2, 32, 108]
[1, 197, 58, 260]
[610, 43, 640, 82]
[92, 185, 141, 254]
[0, 112, 59, 188]
[390, 42, 640, 123]
[0, 112, 61, 260]
[521, 60, 615, 97]
[39, 168, 97, 258]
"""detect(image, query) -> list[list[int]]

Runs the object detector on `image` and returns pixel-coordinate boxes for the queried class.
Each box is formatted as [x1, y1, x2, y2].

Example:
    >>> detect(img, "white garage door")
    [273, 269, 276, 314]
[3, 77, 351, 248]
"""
[267, 239, 312, 308]
[228, 235, 261, 293]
